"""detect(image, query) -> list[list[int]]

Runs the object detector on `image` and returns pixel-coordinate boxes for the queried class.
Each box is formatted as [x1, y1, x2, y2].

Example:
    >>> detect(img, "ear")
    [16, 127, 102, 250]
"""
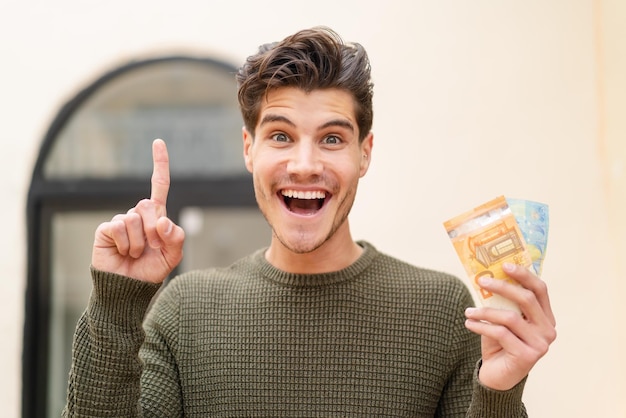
[242, 127, 254, 173]
[359, 132, 374, 177]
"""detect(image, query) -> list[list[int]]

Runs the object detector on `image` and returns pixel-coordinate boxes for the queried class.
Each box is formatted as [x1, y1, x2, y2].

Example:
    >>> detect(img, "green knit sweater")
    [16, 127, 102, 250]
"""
[64, 241, 527, 417]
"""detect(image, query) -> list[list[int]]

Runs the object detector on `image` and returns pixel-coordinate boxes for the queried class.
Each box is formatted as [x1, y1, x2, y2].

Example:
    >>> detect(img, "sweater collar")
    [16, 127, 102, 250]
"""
[253, 241, 378, 288]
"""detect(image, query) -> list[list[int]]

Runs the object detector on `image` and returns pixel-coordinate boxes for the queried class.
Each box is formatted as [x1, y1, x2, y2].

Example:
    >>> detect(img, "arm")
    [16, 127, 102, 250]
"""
[63, 139, 185, 416]
[465, 361, 527, 418]
[63, 269, 161, 417]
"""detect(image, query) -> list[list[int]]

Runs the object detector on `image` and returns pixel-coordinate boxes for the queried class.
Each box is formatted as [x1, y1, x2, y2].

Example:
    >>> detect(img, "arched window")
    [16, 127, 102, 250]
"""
[23, 55, 270, 418]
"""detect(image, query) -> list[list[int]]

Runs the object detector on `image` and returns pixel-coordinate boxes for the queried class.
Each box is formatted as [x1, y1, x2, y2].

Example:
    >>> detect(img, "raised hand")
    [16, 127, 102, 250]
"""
[91, 139, 185, 283]
[464, 262, 557, 391]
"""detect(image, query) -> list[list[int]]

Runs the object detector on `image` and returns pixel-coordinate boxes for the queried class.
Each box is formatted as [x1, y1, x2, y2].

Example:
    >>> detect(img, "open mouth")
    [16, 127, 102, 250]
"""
[281, 189, 327, 215]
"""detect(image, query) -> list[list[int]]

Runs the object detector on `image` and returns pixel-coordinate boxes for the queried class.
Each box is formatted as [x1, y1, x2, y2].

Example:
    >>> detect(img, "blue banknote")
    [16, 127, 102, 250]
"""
[506, 198, 549, 276]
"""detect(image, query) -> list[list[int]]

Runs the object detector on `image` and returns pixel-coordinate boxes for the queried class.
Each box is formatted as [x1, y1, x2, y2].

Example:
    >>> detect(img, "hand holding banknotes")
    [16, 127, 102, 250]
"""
[444, 196, 556, 390]
[464, 261, 556, 391]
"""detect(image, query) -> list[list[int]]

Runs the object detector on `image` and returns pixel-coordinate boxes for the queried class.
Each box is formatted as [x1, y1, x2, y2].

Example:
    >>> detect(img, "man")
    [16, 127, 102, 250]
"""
[64, 27, 556, 417]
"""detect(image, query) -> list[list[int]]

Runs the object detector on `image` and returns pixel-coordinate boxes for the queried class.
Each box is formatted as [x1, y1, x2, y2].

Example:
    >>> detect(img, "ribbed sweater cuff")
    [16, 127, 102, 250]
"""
[469, 360, 527, 417]
[88, 266, 162, 329]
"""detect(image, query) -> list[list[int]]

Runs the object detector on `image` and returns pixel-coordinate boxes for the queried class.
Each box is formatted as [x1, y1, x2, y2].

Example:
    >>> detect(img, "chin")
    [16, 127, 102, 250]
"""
[277, 232, 328, 255]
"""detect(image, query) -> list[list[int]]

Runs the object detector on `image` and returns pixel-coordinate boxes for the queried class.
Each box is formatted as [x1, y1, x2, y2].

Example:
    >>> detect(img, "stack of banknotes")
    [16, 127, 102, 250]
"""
[443, 196, 549, 312]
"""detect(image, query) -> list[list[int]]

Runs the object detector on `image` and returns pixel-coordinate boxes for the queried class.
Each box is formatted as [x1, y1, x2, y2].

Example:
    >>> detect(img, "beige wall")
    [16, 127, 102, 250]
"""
[597, 1, 626, 402]
[1, 1, 624, 416]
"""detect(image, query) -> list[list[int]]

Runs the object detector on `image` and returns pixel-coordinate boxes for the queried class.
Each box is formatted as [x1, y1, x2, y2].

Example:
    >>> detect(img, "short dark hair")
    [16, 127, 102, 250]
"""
[236, 26, 374, 142]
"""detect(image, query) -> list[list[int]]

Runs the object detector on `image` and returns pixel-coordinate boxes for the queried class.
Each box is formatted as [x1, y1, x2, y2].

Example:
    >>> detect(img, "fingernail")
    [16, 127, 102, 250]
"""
[164, 220, 173, 235]
[465, 307, 476, 315]
[477, 276, 492, 286]
[502, 262, 516, 273]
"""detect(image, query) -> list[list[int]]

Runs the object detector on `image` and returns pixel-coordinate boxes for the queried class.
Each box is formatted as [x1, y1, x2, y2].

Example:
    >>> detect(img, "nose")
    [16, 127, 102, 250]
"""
[286, 141, 323, 177]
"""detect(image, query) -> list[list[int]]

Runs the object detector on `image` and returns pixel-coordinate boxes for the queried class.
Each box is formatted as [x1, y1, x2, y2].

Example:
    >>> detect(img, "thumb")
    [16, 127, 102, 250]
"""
[156, 217, 185, 265]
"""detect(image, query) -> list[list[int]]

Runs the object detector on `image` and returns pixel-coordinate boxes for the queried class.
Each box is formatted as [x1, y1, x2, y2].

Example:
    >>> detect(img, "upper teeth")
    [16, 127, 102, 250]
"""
[282, 190, 326, 199]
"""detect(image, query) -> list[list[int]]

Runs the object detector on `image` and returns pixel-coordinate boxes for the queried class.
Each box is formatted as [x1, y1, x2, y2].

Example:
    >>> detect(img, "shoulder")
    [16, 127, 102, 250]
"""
[157, 250, 262, 301]
[362, 241, 474, 307]
[363, 241, 461, 285]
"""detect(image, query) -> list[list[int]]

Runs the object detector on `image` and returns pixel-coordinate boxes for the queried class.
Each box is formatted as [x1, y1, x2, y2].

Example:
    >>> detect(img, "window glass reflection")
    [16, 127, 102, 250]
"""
[44, 60, 245, 179]
[180, 207, 270, 271]
[48, 211, 118, 416]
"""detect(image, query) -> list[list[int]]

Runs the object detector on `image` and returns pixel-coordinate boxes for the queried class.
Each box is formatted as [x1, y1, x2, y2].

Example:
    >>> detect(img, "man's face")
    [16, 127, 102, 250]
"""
[243, 87, 372, 256]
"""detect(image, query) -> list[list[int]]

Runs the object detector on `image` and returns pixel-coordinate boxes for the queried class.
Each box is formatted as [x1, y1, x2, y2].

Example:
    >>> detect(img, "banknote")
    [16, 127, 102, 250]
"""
[506, 198, 549, 276]
[443, 196, 537, 312]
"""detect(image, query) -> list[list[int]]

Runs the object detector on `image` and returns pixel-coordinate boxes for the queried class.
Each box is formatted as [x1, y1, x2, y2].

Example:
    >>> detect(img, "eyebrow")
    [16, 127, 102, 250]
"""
[259, 113, 355, 133]
[319, 119, 355, 133]
[259, 114, 295, 127]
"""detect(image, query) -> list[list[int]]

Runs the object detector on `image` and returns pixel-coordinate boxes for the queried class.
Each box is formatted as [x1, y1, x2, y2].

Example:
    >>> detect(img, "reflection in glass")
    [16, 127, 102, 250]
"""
[180, 206, 270, 271]
[48, 211, 117, 416]
[44, 60, 245, 179]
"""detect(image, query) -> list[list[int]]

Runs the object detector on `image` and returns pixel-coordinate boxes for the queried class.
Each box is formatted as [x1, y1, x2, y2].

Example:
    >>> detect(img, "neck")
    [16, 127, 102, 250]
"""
[265, 224, 363, 274]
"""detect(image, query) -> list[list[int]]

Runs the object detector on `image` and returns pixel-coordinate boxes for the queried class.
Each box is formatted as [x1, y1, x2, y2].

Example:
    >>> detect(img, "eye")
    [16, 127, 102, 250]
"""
[322, 135, 342, 145]
[271, 133, 290, 143]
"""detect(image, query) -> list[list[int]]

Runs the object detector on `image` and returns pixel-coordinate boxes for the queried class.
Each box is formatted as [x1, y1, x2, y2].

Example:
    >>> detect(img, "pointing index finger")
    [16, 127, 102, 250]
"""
[151, 138, 170, 209]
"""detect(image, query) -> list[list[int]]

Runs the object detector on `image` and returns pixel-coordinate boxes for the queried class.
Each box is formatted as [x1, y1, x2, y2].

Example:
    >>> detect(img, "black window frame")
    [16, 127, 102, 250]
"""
[22, 55, 257, 418]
